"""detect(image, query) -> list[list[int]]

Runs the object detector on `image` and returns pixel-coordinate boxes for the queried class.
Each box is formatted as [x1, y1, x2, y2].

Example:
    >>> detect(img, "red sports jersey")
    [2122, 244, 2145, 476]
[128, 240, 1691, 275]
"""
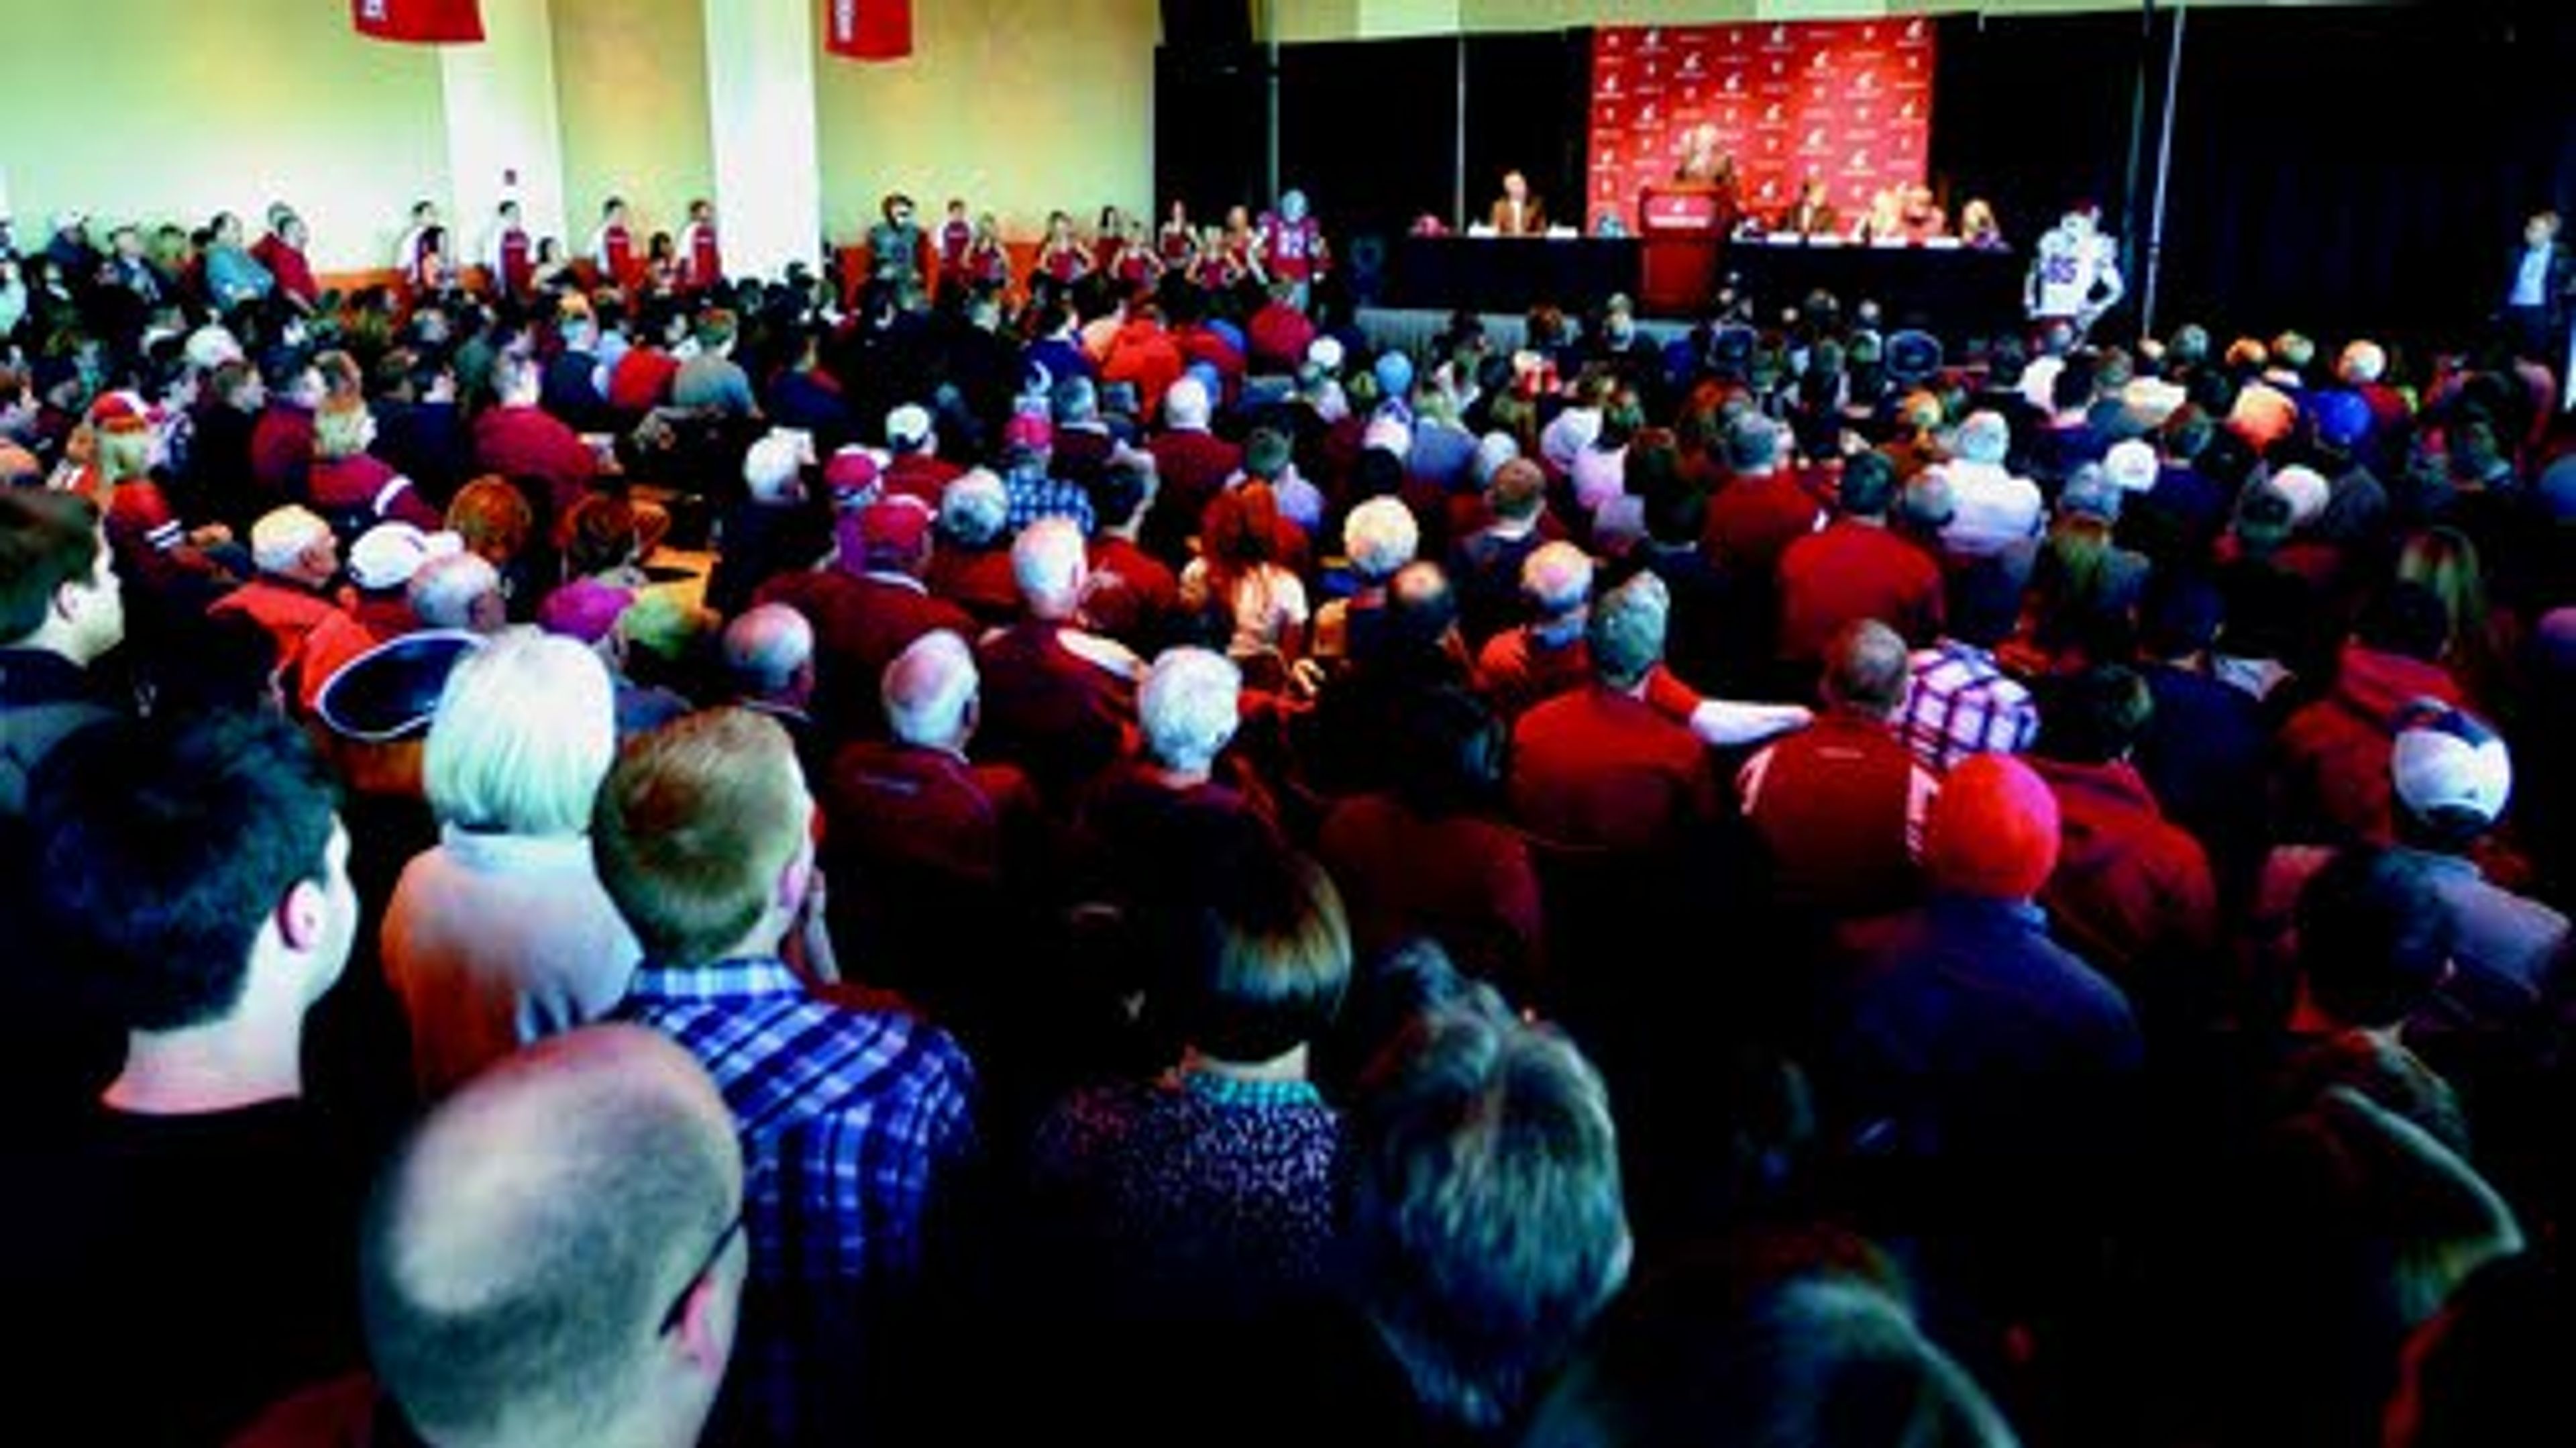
[596, 223, 636, 288]
[682, 221, 721, 290]
[1157, 223, 1197, 267]
[938, 219, 973, 272]
[1261, 215, 1326, 282]
[1190, 252, 1242, 290]
[497, 228, 533, 297]
[1092, 236, 1126, 277]
[1042, 242, 1088, 284]
[965, 240, 1011, 287]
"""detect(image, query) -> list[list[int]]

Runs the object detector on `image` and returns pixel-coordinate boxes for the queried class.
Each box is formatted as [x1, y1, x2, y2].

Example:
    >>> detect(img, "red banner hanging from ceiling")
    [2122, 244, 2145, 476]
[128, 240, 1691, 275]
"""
[823, 0, 914, 61]
[352, 0, 485, 44]
[1587, 17, 1935, 234]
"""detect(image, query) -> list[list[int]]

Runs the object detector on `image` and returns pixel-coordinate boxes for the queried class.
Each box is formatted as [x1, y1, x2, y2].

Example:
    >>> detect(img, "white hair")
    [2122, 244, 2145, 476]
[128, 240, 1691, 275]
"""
[408, 552, 504, 631]
[251, 505, 331, 575]
[1164, 376, 1212, 430]
[424, 627, 616, 838]
[742, 434, 804, 503]
[881, 629, 977, 749]
[1139, 646, 1242, 772]
[1954, 411, 2012, 466]
[1011, 516, 1088, 613]
[721, 603, 814, 694]
[1342, 497, 1421, 582]
[940, 469, 1011, 546]
[1520, 541, 1595, 618]
[2338, 340, 2387, 385]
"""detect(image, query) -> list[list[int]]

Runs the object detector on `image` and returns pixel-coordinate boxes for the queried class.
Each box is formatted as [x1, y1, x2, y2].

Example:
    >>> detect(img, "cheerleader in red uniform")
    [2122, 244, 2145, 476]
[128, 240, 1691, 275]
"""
[590, 197, 639, 292]
[1221, 206, 1267, 285]
[678, 198, 721, 292]
[1157, 199, 1198, 270]
[937, 199, 975, 279]
[1037, 211, 1092, 287]
[963, 215, 1012, 289]
[1188, 225, 1243, 291]
[1093, 205, 1130, 278]
[1114, 213, 1163, 291]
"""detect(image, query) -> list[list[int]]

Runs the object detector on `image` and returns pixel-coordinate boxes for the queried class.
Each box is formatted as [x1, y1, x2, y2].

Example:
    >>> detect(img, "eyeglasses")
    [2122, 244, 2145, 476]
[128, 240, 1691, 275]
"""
[658, 1211, 745, 1337]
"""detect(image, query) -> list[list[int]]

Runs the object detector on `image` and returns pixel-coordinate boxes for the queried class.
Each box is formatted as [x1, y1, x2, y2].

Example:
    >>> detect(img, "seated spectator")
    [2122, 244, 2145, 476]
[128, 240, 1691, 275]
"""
[973, 517, 1144, 807]
[1028, 819, 1351, 1329]
[308, 394, 443, 538]
[445, 474, 541, 616]
[1895, 558, 2039, 774]
[879, 402, 964, 509]
[1474, 539, 1595, 723]
[15, 710, 366, 1445]
[672, 307, 759, 419]
[1179, 481, 1307, 682]
[704, 432, 830, 616]
[595, 708, 978, 1446]
[1312, 494, 1418, 669]
[1701, 413, 1823, 581]
[1081, 449, 1180, 652]
[406, 550, 508, 635]
[381, 628, 637, 1098]
[1450, 456, 1554, 650]
[1509, 571, 1717, 856]
[1316, 683, 1544, 1000]
[537, 575, 690, 738]
[924, 468, 1024, 626]
[1739, 619, 1939, 921]
[2131, 569, 2269, 900]
[1142, 376, 1241, 565]
[759, 494, 976, 739]
[474, 350, 598, 532]
[1776, 449, 1945, 674]
[2275, 582, 2465, 845]
[1929, 409, 2044, 560]
[722, 601, 820, 742]
[319, 1025, 745, 1448]
[1347, 985, 1632, 1438]
[2026, 664, 2220, 1015]
[999, 409, 1096, 533]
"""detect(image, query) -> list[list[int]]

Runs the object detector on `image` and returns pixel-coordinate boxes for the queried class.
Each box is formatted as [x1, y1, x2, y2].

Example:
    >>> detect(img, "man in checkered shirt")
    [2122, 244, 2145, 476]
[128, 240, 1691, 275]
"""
[1896, 561, 2038, 774]
[597, 708, 977, 1446]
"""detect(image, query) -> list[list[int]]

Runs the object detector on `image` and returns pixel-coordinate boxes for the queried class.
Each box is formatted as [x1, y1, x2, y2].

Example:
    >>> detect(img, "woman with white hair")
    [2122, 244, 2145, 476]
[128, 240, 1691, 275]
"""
[381, 627, 639, 1098]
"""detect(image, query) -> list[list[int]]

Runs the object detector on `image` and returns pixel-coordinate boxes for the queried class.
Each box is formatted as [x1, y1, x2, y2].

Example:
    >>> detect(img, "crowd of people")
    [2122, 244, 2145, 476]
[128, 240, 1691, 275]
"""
[4, 182, 2576, 1448]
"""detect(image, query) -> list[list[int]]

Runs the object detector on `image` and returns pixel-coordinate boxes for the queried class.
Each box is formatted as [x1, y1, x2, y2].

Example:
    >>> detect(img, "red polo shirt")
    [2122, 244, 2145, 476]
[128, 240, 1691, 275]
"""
[1509, 682, 1718, 855]
[1776, 519, 1947, 664]
[472, 403, 597, 525]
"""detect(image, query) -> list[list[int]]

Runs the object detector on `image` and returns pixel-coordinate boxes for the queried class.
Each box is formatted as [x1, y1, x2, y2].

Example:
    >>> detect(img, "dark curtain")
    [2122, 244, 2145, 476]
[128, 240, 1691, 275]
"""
[1153, 44, 1270, 225]
[1462, 30, 1595, 235]
[1933, 3, 2576, 354]
[1277, 37, 1459, 244]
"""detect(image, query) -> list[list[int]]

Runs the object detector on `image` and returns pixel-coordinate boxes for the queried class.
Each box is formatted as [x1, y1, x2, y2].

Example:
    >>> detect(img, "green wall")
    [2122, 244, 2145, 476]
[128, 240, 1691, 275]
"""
[552, 0, 714, 247]
[0, 0, 449, 273]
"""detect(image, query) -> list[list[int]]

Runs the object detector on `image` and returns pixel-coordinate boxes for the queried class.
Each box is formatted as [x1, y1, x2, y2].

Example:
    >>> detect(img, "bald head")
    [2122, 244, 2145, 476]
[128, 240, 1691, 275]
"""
[722, 603, 815, 703]
[882, 629, 978, 750]
[362, 1025, 743, 1448]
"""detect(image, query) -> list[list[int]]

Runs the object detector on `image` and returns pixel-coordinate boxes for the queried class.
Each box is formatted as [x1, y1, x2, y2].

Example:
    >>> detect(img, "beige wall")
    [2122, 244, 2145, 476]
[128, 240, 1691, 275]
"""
[1286, 0, 2387, 38]
[553, 0, 714, 248]
[812, 0, 1162, 244]
[0, 0, 449, 273]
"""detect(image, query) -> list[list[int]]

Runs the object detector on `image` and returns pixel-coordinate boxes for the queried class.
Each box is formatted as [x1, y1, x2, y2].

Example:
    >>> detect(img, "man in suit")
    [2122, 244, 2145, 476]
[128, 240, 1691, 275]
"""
[2502, 209, 2573, 365]
[1489, 171, 1547, 236]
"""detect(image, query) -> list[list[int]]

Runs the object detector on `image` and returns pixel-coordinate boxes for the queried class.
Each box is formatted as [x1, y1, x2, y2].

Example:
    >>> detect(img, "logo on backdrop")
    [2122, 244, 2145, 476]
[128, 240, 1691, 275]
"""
[1588, 19, 1935, 229]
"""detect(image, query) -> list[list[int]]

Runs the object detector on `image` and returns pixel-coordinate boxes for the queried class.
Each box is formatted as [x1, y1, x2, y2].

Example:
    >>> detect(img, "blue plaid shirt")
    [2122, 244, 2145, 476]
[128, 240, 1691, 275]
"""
[618, 958, 976, 1443]
[1004, 465, 1097, 534]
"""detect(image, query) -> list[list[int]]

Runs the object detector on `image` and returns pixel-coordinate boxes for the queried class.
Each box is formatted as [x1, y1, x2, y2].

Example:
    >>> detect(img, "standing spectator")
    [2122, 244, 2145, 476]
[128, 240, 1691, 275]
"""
[1894, 562, 2039, 774]
[596, 708, 977, 1446]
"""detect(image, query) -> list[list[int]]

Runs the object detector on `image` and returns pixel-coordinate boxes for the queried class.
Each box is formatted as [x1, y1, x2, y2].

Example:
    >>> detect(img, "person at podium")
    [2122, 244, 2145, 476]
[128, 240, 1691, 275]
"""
[1488, 171, 1548, 236]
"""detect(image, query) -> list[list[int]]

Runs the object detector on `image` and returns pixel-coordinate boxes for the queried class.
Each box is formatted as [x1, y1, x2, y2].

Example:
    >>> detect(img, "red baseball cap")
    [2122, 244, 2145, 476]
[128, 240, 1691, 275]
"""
[1003, 411, 1053, 452]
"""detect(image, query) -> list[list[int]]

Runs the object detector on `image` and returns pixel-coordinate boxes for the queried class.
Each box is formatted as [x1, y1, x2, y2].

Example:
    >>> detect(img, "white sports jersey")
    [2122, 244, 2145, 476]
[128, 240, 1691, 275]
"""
[2028, 228, 2123, 321]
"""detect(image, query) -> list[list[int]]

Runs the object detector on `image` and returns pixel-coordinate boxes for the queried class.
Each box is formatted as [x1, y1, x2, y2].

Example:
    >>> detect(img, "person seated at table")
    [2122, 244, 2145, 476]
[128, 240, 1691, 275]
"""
[1899, 183, 1949, 243]
[1776, 178, 1839, 239]
[1961, 198, 2007, 251]
[1489, 171, 1547, 237]
[1856, 187, 1908, 243]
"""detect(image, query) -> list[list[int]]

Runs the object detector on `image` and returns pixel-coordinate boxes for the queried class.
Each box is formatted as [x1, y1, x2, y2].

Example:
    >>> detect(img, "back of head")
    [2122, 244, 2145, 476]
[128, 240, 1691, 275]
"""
[2359, 580, 2453, 666]
[31, 709, 339, 1032]
[1955, 411, 2011, 467]
[1837, 449, 1897, 519]
[1521, 541, 1595, 621]
[409, 551, 504, 632]
[2035, 664, 2153, 766]
[0, 490, 105, 648]
[363, 1024, 743, 1448]
[1012, 515, 1089, 615]
[1160, 820, 1352, 1063]
[1822, 619, 1911, 718]
[592, 709, 808, 969]
[1491, 457, 1548, 522]
[1165, 375, 1212, 429]
[1343, 495, 1421, 582]
[1139, 645, 1242, 772]
[1725, 413, 1784, 474]
[2297, 845, 2451, 1031]
[1588, 572, 1670, 690]
[1352, 992, 1631, 1433]
[426, 627, 616, 837]
[881, 629, 978, 749]
[1388, 684, 1509, 819]
[1923, 754, 2061, 901]
[720, 602, 815, 699]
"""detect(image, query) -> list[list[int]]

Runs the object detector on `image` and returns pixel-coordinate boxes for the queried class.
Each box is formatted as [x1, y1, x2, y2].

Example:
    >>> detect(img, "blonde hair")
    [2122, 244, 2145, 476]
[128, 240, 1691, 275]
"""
[314, 395, 376, 462]
[592, 709, 808, 969]
[425, 628, 616, 838]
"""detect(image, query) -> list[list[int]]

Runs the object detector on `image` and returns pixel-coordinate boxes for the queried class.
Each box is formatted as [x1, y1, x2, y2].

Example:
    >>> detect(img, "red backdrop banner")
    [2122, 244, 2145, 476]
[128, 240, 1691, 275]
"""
[823, 0, 914, 61]
[1587, 17, 1935, 234]
[351, 0, 484, 44]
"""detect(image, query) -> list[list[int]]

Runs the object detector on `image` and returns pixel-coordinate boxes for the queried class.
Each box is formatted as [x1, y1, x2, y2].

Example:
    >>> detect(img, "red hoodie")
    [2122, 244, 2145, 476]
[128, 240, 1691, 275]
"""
[2275, 643, 2463, 844]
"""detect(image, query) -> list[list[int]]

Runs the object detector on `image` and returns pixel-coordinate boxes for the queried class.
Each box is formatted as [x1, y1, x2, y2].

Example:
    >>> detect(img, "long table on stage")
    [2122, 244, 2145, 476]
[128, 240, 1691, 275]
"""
[1379, 232, 2025, 339]
[1383, 236, 1642, 315]
[1724, 237, 2027, 339]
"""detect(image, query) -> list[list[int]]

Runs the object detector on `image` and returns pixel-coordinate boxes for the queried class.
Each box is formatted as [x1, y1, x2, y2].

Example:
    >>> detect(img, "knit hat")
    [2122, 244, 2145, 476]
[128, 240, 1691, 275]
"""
[1373, 350, 1415, 401]
[839, 494, 933, 568]
[537, 577, 637, 645]
[1924, 754, 2061, 900]
[347, 523, 463, 592]
[2103, 438, 2160, 493]
[2391, 700, 2512, 827]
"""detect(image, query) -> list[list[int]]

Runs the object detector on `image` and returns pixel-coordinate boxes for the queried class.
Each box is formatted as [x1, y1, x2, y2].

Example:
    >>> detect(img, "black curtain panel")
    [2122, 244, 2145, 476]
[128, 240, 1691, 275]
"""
[1275, 38, 1460, 243]
[1153, 43, 1270, 225]
[1462, 29, 1595, 234]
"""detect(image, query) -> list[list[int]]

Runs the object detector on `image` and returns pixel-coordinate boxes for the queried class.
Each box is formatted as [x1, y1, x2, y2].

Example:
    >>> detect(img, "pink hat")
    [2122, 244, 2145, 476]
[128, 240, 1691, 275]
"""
[1004, 411, 1053, 452]
[838, 495, 932, 569]
[536, 577, 635, 645]
[1924, 754, 2061, 900]
[824, 446, 881, 501]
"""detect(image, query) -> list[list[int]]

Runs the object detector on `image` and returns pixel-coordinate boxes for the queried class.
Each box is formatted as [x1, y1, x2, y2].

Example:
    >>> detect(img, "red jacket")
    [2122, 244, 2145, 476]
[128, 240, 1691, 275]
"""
[1776, 520, 1947, 664]
[2030, 756, 2218, 988]
[472, 404, 597, 525]
[2275, 643, 2464, 844]
[1737, 712, 1935, 919]
[250, 234, 318, 305]
[755, 569, 976, 737]
[308, 453, 441, 531]
[1703, 469, 1825, 579]
[1316, 796, 1545, 996]
[1101, 320, 1185, 419]
[1509, 682, 1718, 855]
[249, 403, 317, 514]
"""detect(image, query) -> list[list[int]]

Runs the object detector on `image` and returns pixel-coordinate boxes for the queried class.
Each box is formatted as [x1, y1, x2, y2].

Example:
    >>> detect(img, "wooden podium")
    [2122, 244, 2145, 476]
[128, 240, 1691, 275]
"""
[1638, 184, 1733, 316]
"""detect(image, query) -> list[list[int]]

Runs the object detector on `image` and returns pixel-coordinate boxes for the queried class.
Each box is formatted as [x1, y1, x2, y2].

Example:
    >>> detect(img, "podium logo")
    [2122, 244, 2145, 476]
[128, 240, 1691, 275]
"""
[1760, 101, 1786, 125]
[1601, 72, 1620, 95]
[1810, 50, 1831, 72]
[1723, 70, 1744, 93]
[1801, 127, 1831, 152]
